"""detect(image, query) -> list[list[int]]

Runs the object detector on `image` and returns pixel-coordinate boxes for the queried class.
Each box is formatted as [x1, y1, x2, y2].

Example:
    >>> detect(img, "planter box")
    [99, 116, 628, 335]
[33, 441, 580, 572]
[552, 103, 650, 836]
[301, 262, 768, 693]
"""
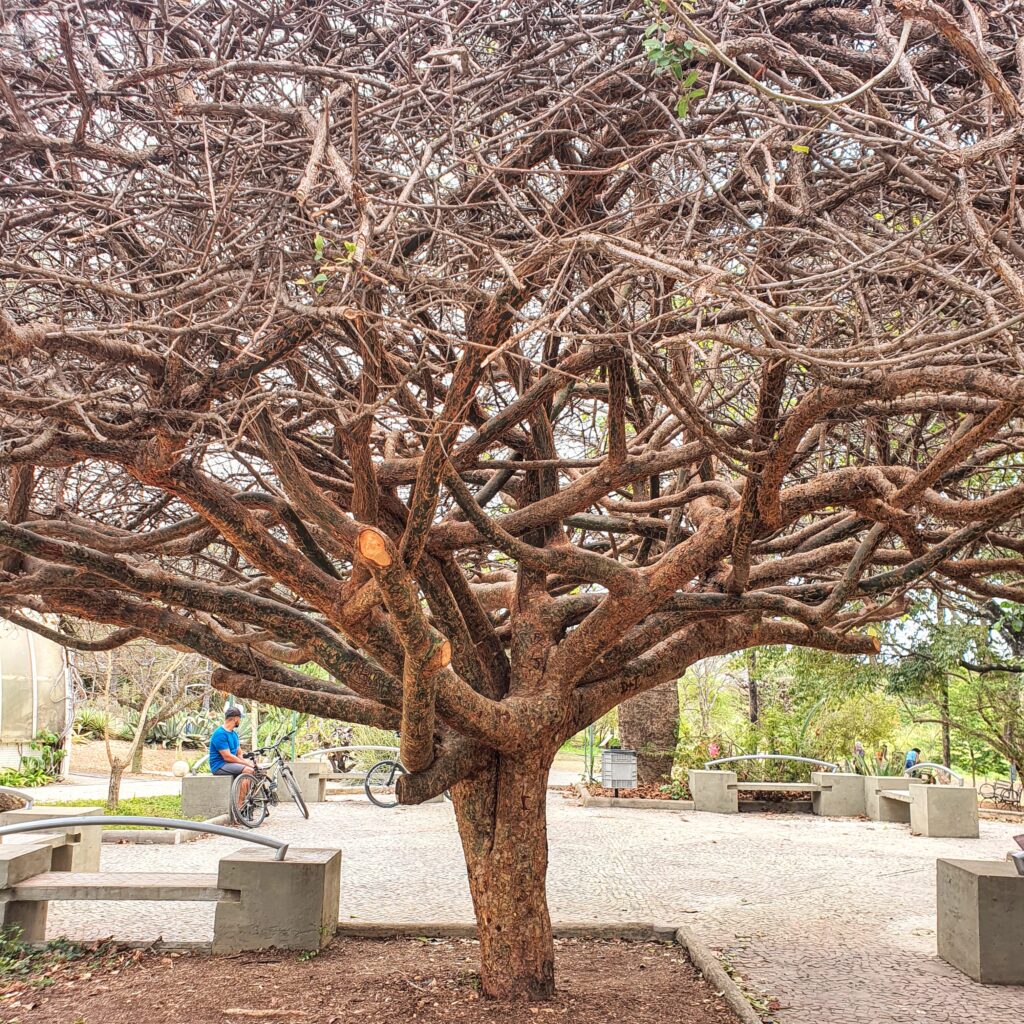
[937, 859, 1024, 984]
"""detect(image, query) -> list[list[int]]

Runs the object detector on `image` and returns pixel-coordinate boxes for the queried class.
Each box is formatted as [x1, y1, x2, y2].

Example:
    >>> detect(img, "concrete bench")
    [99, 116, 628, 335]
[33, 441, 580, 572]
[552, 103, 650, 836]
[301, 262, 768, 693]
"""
[729, 781, 822, 792]
[937, 858, 1024, 984]
[0, 839, 341, 953]
[689, 769, 864, 816]
[869, 781, 979, 837]
[0, 807, 101, 871]
[11, 871, 235, 903]
[181, 774, 232, 818]
[284, 761, 325, 803]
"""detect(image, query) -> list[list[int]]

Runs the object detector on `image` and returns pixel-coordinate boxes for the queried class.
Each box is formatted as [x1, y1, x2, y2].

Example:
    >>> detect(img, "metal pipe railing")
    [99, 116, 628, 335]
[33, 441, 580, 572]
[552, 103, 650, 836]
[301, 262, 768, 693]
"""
[906, 762, 964, 785]
[0, 785, 34, 810]
[300, 745, 399, 760]
[0, 816, 289, 860]
[703, 754, 840, 773]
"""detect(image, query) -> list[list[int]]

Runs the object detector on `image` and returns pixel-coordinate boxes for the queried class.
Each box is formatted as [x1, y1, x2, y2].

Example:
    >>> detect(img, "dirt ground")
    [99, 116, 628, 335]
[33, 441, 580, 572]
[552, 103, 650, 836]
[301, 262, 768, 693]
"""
[67, 740, 190, 778]
[0, 937, 740, 1024]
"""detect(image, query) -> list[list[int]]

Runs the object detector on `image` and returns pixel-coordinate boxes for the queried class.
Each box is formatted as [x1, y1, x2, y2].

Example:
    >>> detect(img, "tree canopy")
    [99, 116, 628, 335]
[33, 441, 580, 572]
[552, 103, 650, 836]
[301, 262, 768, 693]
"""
[2, 0, 1024, 999]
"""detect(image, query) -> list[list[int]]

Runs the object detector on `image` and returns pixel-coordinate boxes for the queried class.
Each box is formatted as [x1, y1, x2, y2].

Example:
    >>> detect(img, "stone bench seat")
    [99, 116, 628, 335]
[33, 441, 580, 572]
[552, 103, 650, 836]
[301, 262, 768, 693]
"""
[0, 840, 341, 953]
[10, 871, 236, 903]
[879, 789, 913, 802]
[729, 781, 822, 793]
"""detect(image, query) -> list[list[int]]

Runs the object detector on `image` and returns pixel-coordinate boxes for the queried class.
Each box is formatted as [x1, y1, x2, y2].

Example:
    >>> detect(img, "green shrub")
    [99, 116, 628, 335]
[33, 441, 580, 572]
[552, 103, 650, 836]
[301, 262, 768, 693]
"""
[72, 706, 108, 739]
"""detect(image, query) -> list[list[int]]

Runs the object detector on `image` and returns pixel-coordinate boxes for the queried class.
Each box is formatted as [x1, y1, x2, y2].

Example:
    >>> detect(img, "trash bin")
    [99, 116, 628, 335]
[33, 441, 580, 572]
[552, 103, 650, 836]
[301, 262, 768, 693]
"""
[601, 749, 637, 796]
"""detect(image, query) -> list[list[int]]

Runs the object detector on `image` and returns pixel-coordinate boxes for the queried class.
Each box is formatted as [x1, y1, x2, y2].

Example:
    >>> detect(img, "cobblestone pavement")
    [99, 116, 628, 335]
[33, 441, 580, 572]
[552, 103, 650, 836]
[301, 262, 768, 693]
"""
[40, 795, 1024, 1023]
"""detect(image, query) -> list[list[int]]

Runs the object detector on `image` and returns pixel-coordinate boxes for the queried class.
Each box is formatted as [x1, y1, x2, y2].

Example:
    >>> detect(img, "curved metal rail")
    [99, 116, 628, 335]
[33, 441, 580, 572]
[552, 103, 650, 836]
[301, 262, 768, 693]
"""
[703, 754, 840, 773]
[189, 745, 401, 775]
[906, 762, 964, 785]
[300, 745, 399, 761]
[0, 785, 34, 810]
[0, 817, 290, 860]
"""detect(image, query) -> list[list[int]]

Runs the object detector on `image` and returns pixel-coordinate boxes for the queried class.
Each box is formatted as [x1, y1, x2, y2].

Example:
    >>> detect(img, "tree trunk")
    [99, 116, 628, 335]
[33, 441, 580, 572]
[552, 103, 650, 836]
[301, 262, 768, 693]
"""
[453, 754, 555, 1000]
[617, 679, 679, 785]
[131, 735, 145, 773]
[940, 678, 951, 767]
[746, 650, 759, 724]
[107, 763, 125, 810]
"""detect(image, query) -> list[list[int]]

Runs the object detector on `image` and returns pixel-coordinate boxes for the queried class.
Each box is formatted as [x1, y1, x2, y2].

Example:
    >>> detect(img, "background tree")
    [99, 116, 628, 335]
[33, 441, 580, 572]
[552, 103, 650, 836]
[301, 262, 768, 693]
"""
[80, 646, 191, 808]
[3, 0, 1024, 1001]
[618, 681, 680, 785]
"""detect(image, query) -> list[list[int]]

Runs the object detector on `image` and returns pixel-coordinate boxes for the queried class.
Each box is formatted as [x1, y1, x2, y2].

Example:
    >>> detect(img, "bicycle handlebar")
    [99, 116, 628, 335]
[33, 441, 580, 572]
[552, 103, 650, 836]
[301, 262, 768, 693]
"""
[245, 733, 295, 759]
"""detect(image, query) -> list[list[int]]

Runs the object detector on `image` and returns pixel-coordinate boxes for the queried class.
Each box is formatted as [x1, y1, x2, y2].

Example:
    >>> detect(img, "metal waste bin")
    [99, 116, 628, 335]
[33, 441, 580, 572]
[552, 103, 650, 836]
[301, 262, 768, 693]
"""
[601, 748, 637, 796]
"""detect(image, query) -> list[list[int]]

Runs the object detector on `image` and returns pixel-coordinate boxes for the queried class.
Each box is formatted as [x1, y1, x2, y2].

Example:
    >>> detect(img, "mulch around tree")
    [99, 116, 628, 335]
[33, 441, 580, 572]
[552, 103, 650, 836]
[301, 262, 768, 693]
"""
[582, 782, 685, 800]
[0, 936, 742, 1024]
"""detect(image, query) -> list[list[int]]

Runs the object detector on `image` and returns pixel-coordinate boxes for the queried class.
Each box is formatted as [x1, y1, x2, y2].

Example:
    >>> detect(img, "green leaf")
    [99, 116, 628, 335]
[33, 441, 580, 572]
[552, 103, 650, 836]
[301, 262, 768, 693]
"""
[680, 69, 700, 89]
[791, 143, 810, 154]
[313, 232, 325, 261]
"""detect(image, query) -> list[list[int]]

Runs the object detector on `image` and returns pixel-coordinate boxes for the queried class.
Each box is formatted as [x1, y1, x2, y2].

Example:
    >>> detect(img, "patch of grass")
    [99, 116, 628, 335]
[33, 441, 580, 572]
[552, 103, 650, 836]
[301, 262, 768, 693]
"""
[46, 794, 207, 829]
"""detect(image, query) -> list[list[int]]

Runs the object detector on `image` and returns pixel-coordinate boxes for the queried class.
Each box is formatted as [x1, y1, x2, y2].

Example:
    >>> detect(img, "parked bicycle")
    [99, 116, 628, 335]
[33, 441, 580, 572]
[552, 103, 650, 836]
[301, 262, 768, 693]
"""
[979, 777, 1023, 810]
[363, 758, 451, 808]
[231, 734, 310, 828]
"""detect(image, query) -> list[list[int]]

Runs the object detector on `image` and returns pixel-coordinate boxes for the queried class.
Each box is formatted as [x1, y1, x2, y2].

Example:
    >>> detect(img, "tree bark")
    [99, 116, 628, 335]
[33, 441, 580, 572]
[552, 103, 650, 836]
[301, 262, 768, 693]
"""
[940, 677, 951, 767]
[453, 753, 555, 1000]
[746, 650, 759, 724]
[131, 735, 145, 773]
[107, 762, 125, 810]
[617, 680, 679, 785]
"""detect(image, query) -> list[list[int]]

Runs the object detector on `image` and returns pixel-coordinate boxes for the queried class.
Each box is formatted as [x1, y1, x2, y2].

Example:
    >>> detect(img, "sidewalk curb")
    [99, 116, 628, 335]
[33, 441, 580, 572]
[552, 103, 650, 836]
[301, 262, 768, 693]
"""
[574, 781, 694, 811]
[101, 813, 231, 844]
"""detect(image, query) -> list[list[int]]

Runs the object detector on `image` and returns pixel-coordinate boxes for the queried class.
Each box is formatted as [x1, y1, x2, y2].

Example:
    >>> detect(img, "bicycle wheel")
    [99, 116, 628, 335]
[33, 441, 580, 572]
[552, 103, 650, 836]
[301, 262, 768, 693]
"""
[231, 772, 269, 828]
[280, 766, 310, 819]
[364, 759, 406, 807]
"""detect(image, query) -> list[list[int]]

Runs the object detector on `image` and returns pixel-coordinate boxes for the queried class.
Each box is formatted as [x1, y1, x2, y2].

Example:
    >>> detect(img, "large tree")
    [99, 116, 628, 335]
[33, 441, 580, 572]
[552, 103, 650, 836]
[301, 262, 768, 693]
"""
[3, 0, 1024, 1000]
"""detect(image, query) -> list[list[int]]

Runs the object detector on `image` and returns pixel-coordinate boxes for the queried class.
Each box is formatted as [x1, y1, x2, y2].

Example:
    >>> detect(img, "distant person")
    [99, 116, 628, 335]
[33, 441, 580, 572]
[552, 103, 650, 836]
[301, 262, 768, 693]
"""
[904, 747, 922, 773]
[854, 740, 865, 759]
[209, 707, 255, 784]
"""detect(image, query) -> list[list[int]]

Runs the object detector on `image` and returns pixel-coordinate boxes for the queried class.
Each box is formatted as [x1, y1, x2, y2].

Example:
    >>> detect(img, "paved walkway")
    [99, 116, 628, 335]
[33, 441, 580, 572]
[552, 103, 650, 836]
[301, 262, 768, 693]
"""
[33, 796, 1024, 1023]
[23, 773, 181, 803]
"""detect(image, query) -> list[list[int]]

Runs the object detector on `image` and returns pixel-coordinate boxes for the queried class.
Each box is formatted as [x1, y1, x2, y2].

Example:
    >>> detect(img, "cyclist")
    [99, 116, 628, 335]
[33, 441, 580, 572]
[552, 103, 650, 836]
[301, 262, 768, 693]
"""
[209, 708, 255, 804]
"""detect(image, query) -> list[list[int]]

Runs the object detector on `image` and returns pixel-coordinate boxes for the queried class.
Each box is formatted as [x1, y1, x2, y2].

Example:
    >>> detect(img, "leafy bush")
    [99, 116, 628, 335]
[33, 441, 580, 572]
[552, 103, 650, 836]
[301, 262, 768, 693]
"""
[348, 724, 400, 771]
[72, 706, 108, 739]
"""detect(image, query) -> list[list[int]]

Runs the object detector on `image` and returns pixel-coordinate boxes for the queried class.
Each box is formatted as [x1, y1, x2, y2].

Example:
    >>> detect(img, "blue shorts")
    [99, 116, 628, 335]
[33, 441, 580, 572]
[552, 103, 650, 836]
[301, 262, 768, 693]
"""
[214, 763, 247, 776]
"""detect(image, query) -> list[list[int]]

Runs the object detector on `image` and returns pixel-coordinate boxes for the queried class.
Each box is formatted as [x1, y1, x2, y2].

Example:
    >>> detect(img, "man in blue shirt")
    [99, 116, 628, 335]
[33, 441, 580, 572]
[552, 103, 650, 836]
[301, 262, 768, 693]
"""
[209, 707, 254, 782]
[904, 747, 921, 773]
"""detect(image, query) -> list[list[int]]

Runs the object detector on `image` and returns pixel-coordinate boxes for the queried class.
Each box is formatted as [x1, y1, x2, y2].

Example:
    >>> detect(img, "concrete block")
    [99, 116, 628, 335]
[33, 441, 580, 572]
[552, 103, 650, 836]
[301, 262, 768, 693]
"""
[812, 772, 866, 818]
[688, 770, 738, 814]
[0, 843, 53, 942]
[213, 847, 341, 952]
[910, 783, 979, 838]
[0, 807, 103, 871]
[181, 775, 232, 819]
[284, 761, 324, 804]
[864, 776, 911, 822]
[937, 859, 1024, 984]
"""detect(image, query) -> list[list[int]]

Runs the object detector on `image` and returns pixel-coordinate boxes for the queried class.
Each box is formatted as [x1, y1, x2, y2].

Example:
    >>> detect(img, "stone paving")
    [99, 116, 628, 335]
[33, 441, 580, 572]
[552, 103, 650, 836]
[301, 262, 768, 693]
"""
[32, 795, 1024, 1023]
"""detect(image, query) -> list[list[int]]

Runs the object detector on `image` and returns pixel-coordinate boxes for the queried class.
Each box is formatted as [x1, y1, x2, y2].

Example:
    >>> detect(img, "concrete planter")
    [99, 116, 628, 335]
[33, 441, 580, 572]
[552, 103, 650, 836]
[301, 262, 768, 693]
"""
[181, 774, 232, 818]
[937, 858, 1024, 984]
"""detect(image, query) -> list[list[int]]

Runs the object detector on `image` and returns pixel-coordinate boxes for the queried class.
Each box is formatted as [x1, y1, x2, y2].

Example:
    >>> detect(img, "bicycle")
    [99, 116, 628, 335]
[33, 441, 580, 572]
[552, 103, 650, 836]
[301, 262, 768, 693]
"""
[363, 758, 452, 808]
[230, 734, 310, 828]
